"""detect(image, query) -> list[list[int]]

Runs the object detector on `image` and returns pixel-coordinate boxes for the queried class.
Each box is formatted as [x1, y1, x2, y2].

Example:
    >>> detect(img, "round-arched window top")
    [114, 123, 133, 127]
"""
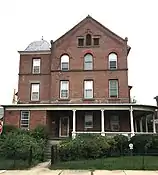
[108, 53, 117, 69]
[61, 55, 69, 71]
[84, 54, 93, 70]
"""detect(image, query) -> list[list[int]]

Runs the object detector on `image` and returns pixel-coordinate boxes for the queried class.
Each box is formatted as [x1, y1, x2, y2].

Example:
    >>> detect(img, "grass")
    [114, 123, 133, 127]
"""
[50, 156, 158, 170]
[0, 158, 39, 170]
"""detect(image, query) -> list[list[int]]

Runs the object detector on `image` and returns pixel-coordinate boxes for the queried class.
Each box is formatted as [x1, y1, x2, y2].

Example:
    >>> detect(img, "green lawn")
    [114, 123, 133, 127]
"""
[50, 156, 158, 170]
[0, 159, 38, 170]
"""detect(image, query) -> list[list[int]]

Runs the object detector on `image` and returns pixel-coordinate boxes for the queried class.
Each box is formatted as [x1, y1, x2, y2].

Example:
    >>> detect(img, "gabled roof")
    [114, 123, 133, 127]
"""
[53, 15, 131, 54]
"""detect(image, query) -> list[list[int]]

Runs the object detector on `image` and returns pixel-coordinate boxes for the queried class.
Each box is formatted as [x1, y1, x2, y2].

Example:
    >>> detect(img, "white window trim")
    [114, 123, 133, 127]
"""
[84, 80, 93, 99]
[109, 80, 118, 98]
[20, 111, 30, 130]
[61, 55, 69, 71]
[84, 113, 93, 129]
[109, 53, 117, 69]
[32, 58, 41, 74]
[31, 83, 40, 101]
[60, 81, 69, 99]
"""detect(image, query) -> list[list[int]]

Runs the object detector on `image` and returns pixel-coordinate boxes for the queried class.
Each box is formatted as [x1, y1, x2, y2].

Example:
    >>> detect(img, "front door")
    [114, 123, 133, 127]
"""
[59, 117, 69, 137]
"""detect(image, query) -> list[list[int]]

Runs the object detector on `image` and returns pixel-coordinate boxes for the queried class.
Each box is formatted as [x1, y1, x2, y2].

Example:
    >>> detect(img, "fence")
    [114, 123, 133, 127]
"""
[0, 146, 33, 170]
[50, 145, 158, 170]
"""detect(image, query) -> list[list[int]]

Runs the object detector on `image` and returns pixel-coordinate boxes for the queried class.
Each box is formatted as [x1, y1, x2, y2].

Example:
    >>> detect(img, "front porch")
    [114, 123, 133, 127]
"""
[46, 104, 157, 139]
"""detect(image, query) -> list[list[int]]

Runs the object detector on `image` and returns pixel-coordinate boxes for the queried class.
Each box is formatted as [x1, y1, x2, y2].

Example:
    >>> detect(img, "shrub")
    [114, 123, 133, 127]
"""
[130, 134, 153, 154]
[2, 124, 19, 135]
[30, 125, 49, 141]
[0, 131, 45, 161]
[58, 134, 116, 161]
[113, 135, 129, 154]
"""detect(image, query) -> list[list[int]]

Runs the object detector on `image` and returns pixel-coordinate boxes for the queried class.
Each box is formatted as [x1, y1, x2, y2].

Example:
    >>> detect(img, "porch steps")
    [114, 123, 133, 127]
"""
[44, 139, 61, 160]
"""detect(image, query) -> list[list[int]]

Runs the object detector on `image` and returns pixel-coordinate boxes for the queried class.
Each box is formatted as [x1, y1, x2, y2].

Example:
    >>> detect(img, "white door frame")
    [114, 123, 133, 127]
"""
[59, 116, 69, 137]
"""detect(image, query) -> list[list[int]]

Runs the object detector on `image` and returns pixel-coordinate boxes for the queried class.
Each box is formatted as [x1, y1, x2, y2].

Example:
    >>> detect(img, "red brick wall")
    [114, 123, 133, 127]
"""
[51, 19, 129, 103]
[18, 53, 51, 103]
[29, 110, 47, 129]
[18, 17, 130, 104]
[4, 110, 20, 127]
[4, 110, 47, 130]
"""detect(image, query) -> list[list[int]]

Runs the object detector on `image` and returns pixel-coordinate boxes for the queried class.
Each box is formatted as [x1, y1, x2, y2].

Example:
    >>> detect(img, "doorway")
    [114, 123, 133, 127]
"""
[59, 117, 69, 137]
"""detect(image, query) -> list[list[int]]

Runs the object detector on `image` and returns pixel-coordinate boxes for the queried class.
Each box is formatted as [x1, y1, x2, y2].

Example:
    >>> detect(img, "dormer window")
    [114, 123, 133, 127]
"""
[86, 34, 92, 46]
[61, 55, 69, 71]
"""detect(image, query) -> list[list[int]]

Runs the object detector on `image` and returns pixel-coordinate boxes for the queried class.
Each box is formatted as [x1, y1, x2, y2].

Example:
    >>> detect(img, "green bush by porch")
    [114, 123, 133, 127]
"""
[58, 134, 158, 162]
[0, 124, 48, 170]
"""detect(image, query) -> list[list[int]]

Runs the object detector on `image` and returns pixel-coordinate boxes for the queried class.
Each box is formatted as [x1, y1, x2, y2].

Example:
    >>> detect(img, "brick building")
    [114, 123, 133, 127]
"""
[2, 16, 157, 138]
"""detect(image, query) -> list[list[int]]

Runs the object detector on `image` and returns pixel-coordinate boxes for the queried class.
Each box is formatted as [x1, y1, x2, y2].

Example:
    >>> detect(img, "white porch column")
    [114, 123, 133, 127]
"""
[72, 109, 76, 139]
[153, 113, 156, 133]
[145, 117, 148, 133]
[130, 106, 134, 137]
[101, 109, 105, 136]
[135, 119, 137, 132]
[140, 118, 143, 132]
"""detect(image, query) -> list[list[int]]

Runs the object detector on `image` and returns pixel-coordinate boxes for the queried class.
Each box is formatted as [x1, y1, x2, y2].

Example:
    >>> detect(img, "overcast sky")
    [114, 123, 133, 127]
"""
[0, 0, 158, 106]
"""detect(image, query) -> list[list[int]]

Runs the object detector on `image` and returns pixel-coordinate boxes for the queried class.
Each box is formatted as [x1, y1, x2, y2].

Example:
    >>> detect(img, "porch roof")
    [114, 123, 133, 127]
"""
[2, 103, 157, 112]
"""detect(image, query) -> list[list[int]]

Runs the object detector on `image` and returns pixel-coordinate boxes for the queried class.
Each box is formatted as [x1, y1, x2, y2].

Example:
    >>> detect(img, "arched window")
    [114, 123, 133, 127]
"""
[108, 53, 117, 69]
[84, 54, 93, 70]
[86, 34, 92, 46]
[61, 55, 69, 71]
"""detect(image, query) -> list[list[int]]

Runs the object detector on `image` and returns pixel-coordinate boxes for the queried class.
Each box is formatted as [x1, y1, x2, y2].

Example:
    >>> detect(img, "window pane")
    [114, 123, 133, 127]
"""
[84, 54, 93, 70]
[84, 63, 93, 70]
[61, 63, 68, 71]
[60, 81, 69, 98]
[85, 114, 93, 128]
[31, 84, 39, 92]
[78, 38, 84, 46]
[109, 80, 118, 97]
[86, 34, 92, 46]
[33, 58, 40, 66]
[110, 61, 117, 69]
[109, 53, 117, 69]
[93, 38, 99, 45]
[84, 90, 93, 98]
[85, 81, 93, 89]
[21, 111, 29, 129]
[61, 55, 69, 62]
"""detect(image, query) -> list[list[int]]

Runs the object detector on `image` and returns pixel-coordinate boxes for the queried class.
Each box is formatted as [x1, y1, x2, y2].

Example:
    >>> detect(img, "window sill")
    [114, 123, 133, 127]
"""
[58, 99, 70, 101]
[29, 101, 40, 103]
[77, 45, 99, 48]
[82, 98, 95, 101]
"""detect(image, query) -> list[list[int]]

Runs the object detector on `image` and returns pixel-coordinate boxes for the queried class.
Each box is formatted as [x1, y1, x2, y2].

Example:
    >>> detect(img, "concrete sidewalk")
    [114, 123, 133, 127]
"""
[1, 169, 158, 175]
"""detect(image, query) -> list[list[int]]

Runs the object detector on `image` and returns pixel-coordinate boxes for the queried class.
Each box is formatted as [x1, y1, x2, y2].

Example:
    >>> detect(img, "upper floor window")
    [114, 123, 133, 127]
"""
[109, 53, 117, 69]
[84, 80, 93, 99]
[32, 58, 41, 74]
[84, 54, 93, 70]
[78, 37, 84, 47]
[109, 80, 118, 98]
[31, 83, 40, 101]
[60, 80, 69, 99]
[61, 55, 69, 71]
[20, 111, 30, 130]
[86, 34, 92, 46]
[93, 37, 99, 46]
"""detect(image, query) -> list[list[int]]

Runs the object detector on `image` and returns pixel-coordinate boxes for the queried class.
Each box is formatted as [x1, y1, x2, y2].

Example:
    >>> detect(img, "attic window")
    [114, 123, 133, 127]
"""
[78, 38, 84, 46]
[93, 38, 99, 46]
[86, 34, 92, 46]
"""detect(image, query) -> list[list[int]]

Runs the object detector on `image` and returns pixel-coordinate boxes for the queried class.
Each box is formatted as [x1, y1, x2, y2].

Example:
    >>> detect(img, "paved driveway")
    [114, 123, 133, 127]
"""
[1, 169, 158, 175]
